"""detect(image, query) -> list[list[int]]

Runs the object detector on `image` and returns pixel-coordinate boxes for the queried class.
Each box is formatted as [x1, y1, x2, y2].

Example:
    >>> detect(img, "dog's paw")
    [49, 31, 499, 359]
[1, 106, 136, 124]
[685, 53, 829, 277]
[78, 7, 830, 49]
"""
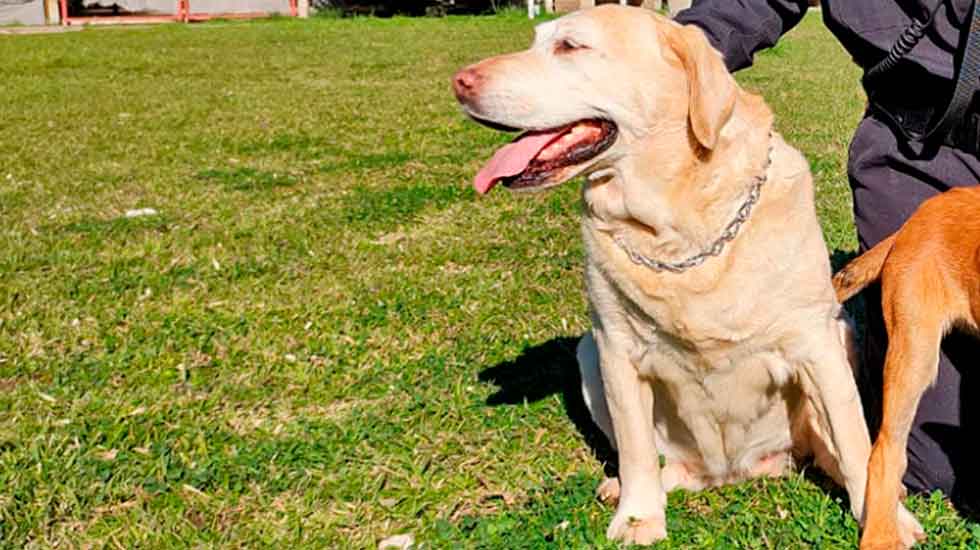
[859, 541, 907, 550]
[859, 538, 910, 550]
[660, 461, 708, 492]
[606, 510, 666, 546]
[596, 477, 620, 507]
[859, 505, 924, 550]
[896, 503, 925, 547]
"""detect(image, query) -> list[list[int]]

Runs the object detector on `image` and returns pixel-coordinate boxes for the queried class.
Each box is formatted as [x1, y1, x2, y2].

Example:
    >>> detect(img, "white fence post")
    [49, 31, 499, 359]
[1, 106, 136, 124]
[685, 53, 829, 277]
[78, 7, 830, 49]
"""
[527, 0, 534, 18]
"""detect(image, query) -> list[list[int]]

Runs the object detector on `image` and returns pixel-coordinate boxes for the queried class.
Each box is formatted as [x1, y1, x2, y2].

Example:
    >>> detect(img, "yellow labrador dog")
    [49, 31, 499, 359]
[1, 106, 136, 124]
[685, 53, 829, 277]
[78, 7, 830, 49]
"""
[453, 5, 924, 547]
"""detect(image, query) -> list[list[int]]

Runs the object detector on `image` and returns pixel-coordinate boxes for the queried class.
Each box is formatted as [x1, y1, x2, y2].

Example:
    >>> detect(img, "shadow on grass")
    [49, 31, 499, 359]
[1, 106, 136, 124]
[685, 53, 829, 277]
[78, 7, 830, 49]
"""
[478, 336, 616, 475]
[830, 248, 858, 273]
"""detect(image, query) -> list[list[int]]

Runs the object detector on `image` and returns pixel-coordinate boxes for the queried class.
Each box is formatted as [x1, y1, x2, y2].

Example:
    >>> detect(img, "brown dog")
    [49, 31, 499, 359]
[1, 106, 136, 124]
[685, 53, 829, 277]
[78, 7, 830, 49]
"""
[834, 186, 980, 549]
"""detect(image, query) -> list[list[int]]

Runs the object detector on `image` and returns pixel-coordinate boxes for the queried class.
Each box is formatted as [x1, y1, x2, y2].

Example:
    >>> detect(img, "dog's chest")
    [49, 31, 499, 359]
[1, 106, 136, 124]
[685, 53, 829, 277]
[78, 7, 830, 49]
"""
[633, 335, 792, 414]
[607, 260, 770, 350]
[612, 267, 796, 419]
[631, 330, 798, 474]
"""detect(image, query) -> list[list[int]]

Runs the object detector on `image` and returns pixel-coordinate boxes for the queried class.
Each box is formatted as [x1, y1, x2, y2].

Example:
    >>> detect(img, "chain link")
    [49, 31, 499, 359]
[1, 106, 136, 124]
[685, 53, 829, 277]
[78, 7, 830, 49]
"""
[612, 133, 774, 274]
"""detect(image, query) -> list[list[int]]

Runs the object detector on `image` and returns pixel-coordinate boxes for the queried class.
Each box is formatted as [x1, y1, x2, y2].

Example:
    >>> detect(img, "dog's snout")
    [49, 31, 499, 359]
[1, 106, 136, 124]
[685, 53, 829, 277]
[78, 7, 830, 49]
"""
[453, 67, 483, 102]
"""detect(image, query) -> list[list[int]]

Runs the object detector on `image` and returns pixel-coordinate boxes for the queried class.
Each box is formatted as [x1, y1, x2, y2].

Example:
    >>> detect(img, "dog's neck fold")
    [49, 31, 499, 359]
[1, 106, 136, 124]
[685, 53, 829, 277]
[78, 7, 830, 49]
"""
[584, 93, 775, 267]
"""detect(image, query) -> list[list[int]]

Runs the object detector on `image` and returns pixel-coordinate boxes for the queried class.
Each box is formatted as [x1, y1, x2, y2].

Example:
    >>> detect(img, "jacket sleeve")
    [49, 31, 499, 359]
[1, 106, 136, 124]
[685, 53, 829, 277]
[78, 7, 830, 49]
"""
[673, 0, 811, 72]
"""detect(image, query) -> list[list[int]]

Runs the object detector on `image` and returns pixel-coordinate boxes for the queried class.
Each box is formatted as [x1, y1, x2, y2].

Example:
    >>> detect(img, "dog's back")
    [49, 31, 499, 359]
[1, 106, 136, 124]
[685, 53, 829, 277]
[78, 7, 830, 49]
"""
[834, 186, 980, 323]
[894, 187, 980, 328]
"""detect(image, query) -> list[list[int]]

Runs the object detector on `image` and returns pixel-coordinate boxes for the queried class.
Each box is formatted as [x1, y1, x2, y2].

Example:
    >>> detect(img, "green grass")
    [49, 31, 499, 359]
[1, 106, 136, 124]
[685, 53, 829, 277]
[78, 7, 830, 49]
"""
[0, 12, 977, 549]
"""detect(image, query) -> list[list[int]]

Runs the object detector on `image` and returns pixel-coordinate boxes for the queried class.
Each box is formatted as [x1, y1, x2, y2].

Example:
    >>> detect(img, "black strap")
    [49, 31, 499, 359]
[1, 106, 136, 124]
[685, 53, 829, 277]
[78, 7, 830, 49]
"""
[917, 0, 980, 143]
[863, 3, 943, 87]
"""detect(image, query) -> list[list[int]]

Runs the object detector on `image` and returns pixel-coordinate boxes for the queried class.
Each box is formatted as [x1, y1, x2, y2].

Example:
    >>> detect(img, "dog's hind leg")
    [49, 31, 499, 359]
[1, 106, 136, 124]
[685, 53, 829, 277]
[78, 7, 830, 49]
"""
[861, 281, 944, 550]
[795, 319, 874, 521]
[794, 314, 923, 550]
[579, 331, 616, 450]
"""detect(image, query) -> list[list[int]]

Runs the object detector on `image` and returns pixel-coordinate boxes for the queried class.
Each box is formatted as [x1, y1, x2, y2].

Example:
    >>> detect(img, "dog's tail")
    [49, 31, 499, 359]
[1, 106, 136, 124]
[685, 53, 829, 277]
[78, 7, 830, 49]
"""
[833, 234, 897, 303]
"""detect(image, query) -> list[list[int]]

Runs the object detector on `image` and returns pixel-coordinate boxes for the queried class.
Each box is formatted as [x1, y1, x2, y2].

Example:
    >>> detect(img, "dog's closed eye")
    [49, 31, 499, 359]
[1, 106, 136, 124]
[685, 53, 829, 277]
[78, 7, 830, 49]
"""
[555, 38, 590, 54]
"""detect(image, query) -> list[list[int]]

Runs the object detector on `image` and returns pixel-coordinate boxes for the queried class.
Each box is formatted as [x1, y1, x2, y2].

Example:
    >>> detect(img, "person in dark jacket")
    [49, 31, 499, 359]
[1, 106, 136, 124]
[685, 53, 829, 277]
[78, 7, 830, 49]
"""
[673, 0, 980, 507]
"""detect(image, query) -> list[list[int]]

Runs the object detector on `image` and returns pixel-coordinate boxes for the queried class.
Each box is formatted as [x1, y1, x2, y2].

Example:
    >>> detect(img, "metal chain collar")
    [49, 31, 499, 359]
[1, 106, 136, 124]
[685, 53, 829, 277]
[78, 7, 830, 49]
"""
[612, 132, 774, 274]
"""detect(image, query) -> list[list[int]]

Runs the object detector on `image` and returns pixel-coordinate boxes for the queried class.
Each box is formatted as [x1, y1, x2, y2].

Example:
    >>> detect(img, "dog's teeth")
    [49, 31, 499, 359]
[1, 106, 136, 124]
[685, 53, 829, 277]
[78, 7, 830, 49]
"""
[538, 144, 560, 160]
[571, 125, 586, 135]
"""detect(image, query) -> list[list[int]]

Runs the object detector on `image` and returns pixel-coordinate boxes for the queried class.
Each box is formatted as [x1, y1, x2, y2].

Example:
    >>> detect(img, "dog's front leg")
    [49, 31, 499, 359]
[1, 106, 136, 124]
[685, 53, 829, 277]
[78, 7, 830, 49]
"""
[592, 314, 667, 545]
[796, 318, 923, 547]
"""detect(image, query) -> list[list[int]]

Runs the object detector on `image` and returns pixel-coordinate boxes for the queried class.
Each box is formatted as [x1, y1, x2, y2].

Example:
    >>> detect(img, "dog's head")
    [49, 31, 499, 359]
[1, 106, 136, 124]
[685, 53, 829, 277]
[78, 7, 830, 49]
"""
[453, 5, 737, 195]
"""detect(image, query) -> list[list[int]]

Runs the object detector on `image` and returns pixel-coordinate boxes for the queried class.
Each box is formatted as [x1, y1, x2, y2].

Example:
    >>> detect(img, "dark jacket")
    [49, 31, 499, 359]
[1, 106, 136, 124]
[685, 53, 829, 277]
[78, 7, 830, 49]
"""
[674, 0, 971, 81]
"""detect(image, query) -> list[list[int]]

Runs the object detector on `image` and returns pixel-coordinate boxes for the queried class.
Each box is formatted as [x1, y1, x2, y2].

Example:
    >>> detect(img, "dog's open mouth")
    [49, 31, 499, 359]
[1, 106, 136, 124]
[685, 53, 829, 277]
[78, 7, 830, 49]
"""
[473, 119, 618, 194]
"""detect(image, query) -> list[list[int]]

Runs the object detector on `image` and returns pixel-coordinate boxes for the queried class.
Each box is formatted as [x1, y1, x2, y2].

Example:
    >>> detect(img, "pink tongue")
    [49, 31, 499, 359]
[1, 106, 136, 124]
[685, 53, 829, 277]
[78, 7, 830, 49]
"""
[473, 130, 563, 194]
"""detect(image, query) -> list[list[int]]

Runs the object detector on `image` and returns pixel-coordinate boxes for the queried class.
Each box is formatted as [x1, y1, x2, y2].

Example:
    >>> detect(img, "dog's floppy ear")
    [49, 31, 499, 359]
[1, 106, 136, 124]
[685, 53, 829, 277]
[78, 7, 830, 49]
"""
[667, 24, 736, 150]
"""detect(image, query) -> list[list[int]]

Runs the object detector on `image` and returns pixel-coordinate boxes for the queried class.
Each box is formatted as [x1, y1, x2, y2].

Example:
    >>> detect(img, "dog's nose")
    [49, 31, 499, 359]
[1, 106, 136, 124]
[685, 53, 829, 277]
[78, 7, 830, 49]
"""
[452, 67, 482, 101]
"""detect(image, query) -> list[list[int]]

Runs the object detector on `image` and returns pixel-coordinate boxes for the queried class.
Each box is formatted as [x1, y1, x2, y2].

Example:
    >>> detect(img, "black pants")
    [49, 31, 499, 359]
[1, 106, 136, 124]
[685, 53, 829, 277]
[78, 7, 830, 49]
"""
[848, 115, 980, 508]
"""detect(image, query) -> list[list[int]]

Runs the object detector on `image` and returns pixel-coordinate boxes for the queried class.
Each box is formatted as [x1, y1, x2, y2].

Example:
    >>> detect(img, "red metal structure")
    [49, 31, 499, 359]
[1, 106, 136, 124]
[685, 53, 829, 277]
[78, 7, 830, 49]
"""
[58, 0, 298, 25]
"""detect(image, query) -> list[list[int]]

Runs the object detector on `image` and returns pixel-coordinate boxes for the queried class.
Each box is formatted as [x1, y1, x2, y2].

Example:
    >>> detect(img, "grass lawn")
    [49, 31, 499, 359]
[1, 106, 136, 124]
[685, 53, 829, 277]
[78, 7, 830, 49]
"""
[1, 10, 978, 549]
